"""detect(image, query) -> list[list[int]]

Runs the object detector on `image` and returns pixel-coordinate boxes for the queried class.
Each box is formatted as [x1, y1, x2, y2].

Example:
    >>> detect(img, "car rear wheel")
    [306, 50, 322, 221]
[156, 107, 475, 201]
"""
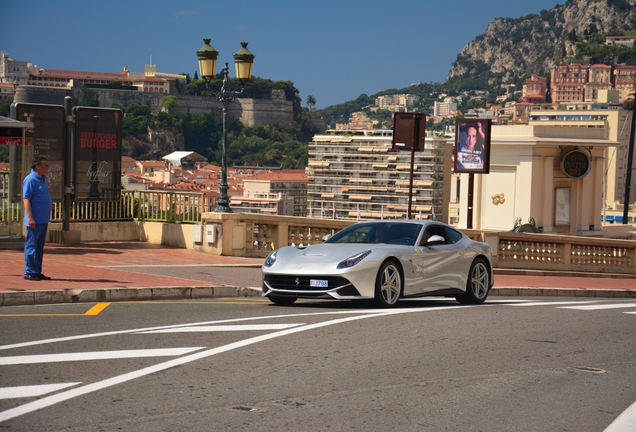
[456, 258, 490, 305]
[268, 296, 297, 306]
[374, 261, 402, 308]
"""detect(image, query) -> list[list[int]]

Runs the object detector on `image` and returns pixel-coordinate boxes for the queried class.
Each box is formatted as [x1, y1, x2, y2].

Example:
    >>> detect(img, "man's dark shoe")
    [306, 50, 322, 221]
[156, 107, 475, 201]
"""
[24, 274, 40, 281]
[38, 274, 52, 280]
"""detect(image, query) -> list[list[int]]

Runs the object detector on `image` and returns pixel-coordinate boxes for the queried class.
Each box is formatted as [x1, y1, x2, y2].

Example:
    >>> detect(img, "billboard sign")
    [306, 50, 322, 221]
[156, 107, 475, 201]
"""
[13, 103, 67, 202]
[73, 107, 122, 202]
[0, 127, 25, 145]
[392, 113, 426, 152]
[454, 118, 492, 174]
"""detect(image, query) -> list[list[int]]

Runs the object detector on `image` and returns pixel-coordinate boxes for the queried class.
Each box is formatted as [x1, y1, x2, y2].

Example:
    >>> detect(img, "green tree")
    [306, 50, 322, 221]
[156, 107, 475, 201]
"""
[306, 95, 316, 112]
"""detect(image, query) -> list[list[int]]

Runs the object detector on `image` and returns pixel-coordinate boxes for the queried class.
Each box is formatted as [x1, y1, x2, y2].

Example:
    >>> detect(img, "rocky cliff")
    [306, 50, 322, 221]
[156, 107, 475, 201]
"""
[447, 0, 636, 84]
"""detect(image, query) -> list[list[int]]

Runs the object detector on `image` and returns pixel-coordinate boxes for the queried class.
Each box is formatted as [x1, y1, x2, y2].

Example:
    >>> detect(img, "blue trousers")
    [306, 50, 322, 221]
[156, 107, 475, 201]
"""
[24, 223, 48, 276]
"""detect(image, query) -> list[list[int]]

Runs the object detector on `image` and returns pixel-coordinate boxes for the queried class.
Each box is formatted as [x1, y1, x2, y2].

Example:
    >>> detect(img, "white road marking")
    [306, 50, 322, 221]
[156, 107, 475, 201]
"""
[0, 348, 204, 366]
[0, 306, 471, 422]
[508, 301, 603, 307]
[0, 383, 81, 399]
[559, 303, 636, 311]
[138, 324, 303, 333]
[0, 309, 402, 352]
[604, 400, 636, 432]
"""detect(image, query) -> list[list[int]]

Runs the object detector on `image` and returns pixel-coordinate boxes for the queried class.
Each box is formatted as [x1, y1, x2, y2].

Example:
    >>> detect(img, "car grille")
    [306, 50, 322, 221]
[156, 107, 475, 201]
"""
[264, 275, 350, 291]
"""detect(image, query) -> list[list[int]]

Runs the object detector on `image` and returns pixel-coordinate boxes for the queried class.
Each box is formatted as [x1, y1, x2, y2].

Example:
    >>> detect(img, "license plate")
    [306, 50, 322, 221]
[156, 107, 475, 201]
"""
[310, 279, 328, 287]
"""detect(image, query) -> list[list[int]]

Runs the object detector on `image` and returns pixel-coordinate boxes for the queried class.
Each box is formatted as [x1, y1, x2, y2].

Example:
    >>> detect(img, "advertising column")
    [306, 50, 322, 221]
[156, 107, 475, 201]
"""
[73, 107, 122, 202]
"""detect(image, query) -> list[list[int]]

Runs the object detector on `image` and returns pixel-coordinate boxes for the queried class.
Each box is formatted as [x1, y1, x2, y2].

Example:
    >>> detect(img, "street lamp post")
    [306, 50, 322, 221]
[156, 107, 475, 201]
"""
[196, 38, 254, 212]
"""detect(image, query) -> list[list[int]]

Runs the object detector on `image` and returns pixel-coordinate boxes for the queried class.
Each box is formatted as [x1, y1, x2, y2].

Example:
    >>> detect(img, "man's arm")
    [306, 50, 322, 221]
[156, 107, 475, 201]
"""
[23, 198, 35, 228]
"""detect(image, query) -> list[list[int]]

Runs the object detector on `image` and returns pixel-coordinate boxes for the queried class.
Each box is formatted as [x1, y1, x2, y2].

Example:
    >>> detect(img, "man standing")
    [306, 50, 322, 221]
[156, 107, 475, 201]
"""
[23, 156, 53, 281]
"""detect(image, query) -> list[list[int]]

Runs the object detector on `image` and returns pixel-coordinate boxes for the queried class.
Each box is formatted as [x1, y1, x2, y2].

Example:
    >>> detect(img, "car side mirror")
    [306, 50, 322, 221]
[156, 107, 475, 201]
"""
[425, 235, 445, 245]
[322, 234, 332, 242]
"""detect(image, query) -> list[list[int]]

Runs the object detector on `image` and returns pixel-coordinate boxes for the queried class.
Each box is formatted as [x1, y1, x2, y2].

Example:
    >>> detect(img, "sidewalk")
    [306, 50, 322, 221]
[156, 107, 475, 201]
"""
[1, 241, 635, 306]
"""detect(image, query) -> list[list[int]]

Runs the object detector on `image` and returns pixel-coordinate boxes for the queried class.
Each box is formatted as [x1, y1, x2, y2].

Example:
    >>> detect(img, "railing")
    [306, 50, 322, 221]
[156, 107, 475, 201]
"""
[0, 172, 21, 224]
[488, 231, 636, 274]
[50, 190, 211, 224]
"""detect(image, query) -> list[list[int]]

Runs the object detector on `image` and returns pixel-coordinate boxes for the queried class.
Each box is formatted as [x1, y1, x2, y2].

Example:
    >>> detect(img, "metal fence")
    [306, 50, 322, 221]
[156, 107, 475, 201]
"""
[50, 190, 212, 224]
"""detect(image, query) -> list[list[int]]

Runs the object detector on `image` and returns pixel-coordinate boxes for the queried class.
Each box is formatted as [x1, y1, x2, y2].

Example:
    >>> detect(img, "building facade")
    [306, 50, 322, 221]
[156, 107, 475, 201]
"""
[551, 64, 588, 103]
[521, 74, 547, 104]
[241, 170, 308, 216]
[613, 65, 636, 102]
[452, 125, 618, 235]
[528, 101, 632, 207]
[307, 130, 445, 221]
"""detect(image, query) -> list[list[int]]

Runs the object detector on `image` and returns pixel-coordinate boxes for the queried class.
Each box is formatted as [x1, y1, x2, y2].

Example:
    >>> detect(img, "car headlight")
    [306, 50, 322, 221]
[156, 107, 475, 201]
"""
[264, 250, 278, 267]
[337, 250, 372, 269]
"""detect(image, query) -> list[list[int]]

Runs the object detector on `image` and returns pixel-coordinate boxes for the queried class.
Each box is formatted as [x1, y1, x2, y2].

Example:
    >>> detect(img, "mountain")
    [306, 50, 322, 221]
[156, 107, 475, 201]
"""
[446, 0, 636, 87]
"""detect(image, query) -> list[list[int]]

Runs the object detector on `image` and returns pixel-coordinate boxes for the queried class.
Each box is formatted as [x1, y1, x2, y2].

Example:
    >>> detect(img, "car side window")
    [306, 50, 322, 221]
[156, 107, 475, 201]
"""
[445, 228, 464, 244]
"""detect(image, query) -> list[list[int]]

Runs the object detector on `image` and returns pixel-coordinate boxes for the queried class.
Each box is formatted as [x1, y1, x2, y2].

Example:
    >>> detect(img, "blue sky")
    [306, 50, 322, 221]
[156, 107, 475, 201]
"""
[4, 0, 562, 108]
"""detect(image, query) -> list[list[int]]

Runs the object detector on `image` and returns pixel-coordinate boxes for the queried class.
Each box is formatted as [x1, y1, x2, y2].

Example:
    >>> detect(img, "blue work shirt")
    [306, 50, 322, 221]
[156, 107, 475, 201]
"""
[23, 169, 52, 225]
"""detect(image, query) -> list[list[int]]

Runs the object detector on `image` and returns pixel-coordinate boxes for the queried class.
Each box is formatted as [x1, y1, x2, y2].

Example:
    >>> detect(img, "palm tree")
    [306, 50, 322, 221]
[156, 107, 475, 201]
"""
[306, 95, 316, 112]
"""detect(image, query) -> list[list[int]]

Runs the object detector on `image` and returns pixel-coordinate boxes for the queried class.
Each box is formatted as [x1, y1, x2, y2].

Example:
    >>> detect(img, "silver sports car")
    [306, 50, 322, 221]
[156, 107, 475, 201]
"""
[262, 220, 493, 307]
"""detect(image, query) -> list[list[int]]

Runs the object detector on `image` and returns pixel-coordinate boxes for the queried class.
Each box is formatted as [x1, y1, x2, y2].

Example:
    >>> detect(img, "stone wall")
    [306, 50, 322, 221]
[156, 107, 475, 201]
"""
[13, 86, 294, 127]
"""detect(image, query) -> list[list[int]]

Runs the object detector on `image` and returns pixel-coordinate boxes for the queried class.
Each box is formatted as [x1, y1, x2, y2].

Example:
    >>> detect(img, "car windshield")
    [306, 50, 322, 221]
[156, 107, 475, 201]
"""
[326, 222, 422, 246]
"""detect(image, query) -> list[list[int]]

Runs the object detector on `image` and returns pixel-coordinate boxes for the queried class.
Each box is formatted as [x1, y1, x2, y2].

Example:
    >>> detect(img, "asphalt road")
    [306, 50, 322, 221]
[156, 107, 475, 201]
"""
[1, 297, 636, 431]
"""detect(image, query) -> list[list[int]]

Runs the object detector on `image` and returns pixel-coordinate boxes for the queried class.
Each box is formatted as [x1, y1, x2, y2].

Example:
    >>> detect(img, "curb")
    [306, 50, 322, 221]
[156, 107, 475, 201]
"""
[490, 287, 636, 298]
[0, 286, 262, 307]
[2, 286, 636, 307]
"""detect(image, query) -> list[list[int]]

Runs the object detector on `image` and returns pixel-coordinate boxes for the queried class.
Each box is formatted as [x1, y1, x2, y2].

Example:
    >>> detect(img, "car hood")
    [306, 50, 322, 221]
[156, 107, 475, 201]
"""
[272, 243, 383, 266]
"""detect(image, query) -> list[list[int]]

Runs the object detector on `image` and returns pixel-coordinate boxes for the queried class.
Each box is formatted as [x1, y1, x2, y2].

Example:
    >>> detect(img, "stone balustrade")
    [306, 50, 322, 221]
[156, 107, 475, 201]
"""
[484, 232, 636, 274]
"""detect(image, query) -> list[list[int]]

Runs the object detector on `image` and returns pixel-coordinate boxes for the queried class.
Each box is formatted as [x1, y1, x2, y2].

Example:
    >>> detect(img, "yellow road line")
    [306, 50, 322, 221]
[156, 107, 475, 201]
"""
[0, 302, 111, 317]
[85, 303, 111, 315]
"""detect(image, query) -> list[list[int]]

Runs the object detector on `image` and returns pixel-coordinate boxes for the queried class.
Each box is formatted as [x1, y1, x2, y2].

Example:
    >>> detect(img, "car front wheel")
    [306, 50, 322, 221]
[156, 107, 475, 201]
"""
[374, 260, 402, 308]
[456, 258, 490, 305]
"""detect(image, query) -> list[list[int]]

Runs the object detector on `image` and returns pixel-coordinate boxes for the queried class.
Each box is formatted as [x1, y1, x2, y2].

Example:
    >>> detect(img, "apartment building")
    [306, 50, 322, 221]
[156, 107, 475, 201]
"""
[586, 64, 612, 101]
[528, 98, 633, 207]
[375, 94, 420, 112]
[613, 65, 636, 102]
[521, 74, 547, 104]
[550, 64, 588, 103]
[306, 130, 445, 220]
[433, 100, 458, 117]
[240, 170, 308, 216]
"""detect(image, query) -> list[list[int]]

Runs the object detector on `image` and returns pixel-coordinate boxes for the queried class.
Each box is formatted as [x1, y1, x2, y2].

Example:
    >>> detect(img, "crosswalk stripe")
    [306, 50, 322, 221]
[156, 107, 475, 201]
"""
[0, 347, 204, 366]
[0, 383, 81, 400]
[137, 324, 303, 334]
[559, 303, 636, 311]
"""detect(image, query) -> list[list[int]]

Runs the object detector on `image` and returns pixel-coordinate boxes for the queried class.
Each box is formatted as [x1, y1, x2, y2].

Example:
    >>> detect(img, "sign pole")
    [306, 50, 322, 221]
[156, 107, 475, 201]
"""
[467, 173, 474, 229]
[623, 98, 636, 224]
[63, 97, 73, 232]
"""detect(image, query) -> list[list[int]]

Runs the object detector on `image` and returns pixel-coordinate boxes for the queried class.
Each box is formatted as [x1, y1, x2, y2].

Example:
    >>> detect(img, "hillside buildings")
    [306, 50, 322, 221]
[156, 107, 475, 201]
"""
[306, 130, 444, 220]
[375, 94, 420, 112]
[549, 63, 636, 104]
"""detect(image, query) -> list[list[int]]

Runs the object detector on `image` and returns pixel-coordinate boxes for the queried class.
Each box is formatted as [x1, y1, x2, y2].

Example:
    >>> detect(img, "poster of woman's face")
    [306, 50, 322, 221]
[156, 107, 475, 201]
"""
[454, 119, 491, 174]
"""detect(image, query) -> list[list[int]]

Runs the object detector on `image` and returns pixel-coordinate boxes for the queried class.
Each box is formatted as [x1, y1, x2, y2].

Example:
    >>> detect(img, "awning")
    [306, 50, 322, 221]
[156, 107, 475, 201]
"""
[349, 195, 373, 200]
